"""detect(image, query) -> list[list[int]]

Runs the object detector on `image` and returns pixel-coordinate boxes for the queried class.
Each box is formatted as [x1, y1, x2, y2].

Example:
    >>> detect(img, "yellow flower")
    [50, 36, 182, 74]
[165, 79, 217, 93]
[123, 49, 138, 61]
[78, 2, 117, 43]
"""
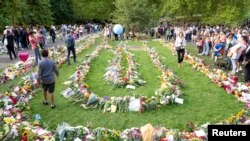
[5, 91, 10, 96]
[4, 117, 11, 124]
[22, 130, 30, 136]
[236, 110, 245, 119]
[228, 116, 237, 123]
[84, 84, 89, 88]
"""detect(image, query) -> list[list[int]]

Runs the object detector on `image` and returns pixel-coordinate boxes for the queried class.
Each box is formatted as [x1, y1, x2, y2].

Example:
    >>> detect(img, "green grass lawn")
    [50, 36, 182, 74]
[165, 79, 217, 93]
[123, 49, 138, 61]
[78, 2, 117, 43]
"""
[85, 48, 160, 97]
[28, 39, 244, 131]
[127, 40, 142, 46]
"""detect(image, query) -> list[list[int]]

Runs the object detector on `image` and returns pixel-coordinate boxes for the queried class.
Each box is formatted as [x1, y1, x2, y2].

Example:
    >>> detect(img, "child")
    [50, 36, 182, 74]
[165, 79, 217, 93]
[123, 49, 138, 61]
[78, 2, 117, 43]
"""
[214, 42, 223, 63]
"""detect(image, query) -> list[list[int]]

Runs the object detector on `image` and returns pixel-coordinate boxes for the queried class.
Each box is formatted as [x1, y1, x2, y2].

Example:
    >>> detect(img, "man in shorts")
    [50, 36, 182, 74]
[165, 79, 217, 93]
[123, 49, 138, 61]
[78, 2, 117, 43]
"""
[37, 49, 59, 109]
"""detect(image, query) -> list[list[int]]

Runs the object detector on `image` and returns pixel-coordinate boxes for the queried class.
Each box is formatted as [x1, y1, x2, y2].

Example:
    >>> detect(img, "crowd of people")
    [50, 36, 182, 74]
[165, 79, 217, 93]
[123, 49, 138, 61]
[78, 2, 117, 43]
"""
[1, 23, 100, 109]
[3, 22, 250, 107]
[170, 24, 250, 83]
[1, 25, 53, 63]
[1, 23, 100, 63]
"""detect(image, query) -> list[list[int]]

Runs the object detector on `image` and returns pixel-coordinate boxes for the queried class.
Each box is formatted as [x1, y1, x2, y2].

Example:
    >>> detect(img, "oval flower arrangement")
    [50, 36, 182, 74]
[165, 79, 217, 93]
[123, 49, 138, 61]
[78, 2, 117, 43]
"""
[61, 42, 184, 113]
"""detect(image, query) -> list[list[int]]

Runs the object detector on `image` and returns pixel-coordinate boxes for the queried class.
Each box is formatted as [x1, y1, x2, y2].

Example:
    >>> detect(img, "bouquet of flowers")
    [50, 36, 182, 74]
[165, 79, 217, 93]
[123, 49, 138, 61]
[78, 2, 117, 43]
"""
[104, 46, 124, 87]
[124, 50, 146, 87]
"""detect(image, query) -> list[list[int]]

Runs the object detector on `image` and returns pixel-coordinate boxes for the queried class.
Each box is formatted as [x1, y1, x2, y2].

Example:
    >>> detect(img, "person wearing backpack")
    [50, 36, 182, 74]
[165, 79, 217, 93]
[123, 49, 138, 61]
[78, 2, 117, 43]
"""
[65, 30, 76, 65]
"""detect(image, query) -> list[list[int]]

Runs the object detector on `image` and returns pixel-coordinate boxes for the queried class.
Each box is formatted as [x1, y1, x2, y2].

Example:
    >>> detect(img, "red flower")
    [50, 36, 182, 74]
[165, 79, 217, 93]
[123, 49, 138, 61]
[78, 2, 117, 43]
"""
[9, 96, 17, 105]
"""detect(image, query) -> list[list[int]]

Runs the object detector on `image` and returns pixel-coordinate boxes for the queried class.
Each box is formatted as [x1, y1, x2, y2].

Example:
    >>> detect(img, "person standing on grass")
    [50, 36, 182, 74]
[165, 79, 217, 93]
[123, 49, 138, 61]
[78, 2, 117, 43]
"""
[65, 30, 76, 65]
[243, 45, 250, 83]
[228, 36, 248, 75]
[37, 49, 59, 109]
[201, 34, 211, 56]
[196, 36, 204, 55]
[175, 31, 186, 67]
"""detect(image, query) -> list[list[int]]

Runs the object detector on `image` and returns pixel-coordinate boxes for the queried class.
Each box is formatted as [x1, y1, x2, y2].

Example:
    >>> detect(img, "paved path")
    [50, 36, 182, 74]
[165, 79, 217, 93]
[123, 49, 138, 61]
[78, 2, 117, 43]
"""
[0, 38, 65, 69]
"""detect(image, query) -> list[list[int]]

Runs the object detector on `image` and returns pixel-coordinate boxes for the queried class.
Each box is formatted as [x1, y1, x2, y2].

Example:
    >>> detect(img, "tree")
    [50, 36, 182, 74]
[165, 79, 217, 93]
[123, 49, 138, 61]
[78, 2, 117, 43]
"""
[0, 0, 54, 30]
[25, 0, 54, 26]
[50, 0, 74, 24]
[72, 0, 115, 22]
[113, 0, 161, 31]
[160, 0, 249, 26]
[0, 0, 28, 28]
[203, 0, 249, 26]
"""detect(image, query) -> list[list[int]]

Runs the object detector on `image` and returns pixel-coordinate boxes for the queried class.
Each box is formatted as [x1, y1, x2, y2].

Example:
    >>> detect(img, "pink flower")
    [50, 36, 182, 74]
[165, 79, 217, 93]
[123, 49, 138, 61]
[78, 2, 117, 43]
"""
[246, 101, 250, 109]
[244, 119, 250, 124]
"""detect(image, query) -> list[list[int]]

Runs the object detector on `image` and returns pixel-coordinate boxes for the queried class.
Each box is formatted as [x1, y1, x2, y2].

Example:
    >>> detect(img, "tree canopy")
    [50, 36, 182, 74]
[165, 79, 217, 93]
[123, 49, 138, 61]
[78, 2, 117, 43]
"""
[113, 0, 155, 31]
[0, 0, 250, 30]
[160, 0, 250, 26]
[72, 0, 115, 22]
[0, 0, 53, 29]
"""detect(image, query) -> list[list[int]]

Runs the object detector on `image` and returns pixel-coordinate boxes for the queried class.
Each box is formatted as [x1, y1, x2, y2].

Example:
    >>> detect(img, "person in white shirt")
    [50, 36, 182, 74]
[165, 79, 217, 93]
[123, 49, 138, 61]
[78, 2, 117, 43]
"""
[175, 31, 186, 67]
[228, 36, 248, 74]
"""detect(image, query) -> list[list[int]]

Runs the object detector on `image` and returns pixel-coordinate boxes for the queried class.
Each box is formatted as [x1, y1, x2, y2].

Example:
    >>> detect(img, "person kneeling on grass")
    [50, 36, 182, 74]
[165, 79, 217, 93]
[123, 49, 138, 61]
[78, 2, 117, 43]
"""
[37, 49, 59, 109]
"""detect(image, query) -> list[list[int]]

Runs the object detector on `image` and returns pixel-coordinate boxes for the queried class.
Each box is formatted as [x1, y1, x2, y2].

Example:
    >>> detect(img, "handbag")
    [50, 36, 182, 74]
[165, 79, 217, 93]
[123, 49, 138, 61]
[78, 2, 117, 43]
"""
[4, 38, 8, 46]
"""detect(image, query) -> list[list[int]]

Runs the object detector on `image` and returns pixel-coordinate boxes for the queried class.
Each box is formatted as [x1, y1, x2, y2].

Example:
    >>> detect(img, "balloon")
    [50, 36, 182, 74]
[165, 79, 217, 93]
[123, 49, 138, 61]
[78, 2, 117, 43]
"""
[113, 24, 123, 35]
[18, 52, 29, 62]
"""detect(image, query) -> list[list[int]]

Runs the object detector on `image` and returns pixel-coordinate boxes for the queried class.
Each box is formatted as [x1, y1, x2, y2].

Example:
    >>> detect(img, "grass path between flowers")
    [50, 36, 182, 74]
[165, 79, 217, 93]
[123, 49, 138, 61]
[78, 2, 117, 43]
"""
[28, 39, 244, 132]
[148, 40, 244, 125]
[85, 47, 160, 97]
[30, 39, 162, 130]
[29, 38, 103, 127]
